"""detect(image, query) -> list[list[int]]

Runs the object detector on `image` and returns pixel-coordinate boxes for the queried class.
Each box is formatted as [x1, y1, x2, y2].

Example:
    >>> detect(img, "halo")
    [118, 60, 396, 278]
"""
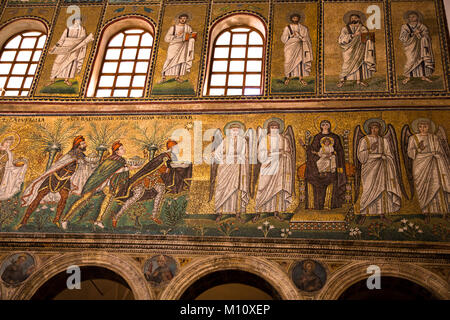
[403, 10, 424, 23]
[320, 136, 334, 146]
[411, 117, 436, 134]
[363, 118, 386, 135]
[263, 117, 285, 133]
[343, 10, 367, 25]
[175, 12, 192, 22]
[224, 120, 246, 133]
[0, 131, 20, 151]
[314, 115, 337, 133]
[286, 12, 305, 24]
[303, 260, 315, 270]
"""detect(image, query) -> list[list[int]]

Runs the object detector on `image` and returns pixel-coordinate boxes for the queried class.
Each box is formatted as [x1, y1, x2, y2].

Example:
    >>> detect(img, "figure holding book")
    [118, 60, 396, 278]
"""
[337, 11, 376, 88]
[160, 13, 197, 83]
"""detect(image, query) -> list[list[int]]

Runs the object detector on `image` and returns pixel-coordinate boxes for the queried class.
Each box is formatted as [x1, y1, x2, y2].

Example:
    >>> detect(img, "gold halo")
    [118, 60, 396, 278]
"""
[363, 118, 386, 135]
[411, 118, 436, 134]
[314, 115, 337, 133]
[343, 10, 367, 25]
[0, 131, 20, 151]
[223, 120, 246, 133]
[303, 260, 316, 270]
[320, 136, 334, 146]
[263, 117, 285, 133]
[403, 10, 424, 23]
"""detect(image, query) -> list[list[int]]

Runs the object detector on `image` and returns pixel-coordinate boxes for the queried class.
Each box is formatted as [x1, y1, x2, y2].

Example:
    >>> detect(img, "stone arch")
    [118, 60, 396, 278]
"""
[85, 15, 156, 97]
[202, 12, 268, 96]
[0, 18, 49, 49]
[11, 252, 153, 300]
[318, 261, 449, 300]
[160, 255, 301, 300]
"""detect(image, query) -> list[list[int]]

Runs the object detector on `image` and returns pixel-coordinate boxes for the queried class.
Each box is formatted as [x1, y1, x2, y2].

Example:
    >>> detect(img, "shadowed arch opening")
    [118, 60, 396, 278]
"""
[338, 276, 437, 300]
[179, 270, 280, 300]
[31, 266, 134, 300]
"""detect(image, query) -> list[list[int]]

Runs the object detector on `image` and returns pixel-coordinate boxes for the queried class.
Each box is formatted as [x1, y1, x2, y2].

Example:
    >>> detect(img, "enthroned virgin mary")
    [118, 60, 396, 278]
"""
[302, 119, 347, 210]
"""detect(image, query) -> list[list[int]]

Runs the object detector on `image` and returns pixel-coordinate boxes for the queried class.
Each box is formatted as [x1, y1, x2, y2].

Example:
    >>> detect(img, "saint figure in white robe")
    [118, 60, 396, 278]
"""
[49, 18, 93, 86]
[337, 13, 376, 87]
[281, 13, 313, 86]
[399, 11, 435, 84]
[161, 14, 196, 83]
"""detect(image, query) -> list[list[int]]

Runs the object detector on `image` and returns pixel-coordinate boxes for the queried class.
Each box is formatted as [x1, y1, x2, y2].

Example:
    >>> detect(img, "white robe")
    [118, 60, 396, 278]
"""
[162, 24, 195, 77]
[256, 134, 293, 212]
[338, 23, 376, 81]
[281, 23, 313, 78]
[407, 134, 450, 213]
[357, 135, 402, 214]
[213, 135, 249, 213]
[50, 24, 88, 80]
[317, 145, 336, 173]
[0, 149, 27, 201]
[399, 22, 435, 78]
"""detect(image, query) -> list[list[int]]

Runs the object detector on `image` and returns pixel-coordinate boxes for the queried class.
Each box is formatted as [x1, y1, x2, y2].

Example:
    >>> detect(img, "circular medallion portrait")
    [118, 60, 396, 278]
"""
[143, 255, 178, 286]
[291, 259, 327, 292]
[0, 253, 35, 286]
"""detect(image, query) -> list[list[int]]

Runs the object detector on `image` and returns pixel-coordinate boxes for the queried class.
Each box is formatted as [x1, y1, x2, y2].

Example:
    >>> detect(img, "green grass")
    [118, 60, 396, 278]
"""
[40, 80, 79, 94]
[3, 192, 448, 242]
[325, 76, 387, 93]
[271, 77, 315, 94]
[151, 78, 196, 96]
[397, 75, 444, 91]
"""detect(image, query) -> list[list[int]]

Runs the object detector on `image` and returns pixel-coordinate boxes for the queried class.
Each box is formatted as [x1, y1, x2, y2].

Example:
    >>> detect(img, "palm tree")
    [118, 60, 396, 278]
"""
[87, 122, 128, 161]
[131, 121, 176, 160]
[28, 119, 81, 170]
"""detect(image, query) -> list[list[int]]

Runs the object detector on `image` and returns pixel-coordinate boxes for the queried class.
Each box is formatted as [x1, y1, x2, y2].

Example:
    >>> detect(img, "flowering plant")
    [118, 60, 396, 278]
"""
[349, 227, 362, 240]
[367, 222, 386, 240]
[258, 220, 275, 238]
[280, 228, 292, 239]
[398, 219, 423, 239]
[217, 221, 239, 237]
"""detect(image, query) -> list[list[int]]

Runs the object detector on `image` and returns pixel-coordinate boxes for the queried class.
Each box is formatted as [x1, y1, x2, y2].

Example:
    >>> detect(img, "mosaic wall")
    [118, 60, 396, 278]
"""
[0, 109, 447, 242]
[0, 0, 447, 101]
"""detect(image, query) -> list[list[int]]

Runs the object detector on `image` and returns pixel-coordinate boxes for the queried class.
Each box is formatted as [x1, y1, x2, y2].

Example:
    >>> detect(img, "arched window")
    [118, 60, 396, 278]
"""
[87, 18, 154, 98]
[0, 20, 48, 97]
[204, 14, 266, 96]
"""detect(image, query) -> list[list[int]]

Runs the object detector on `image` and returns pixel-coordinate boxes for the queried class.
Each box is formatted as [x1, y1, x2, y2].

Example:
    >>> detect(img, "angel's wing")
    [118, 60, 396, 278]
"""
[436, 126, 450, 165]
[385, 124, 409, 200]
[208, 129, 223, 202]
[284, 125, 296, 197]
[401, 124, 415, 200]
[244, 128, 256, 196]
[251, 126, 263, 198]
[353, 125, 364, 204]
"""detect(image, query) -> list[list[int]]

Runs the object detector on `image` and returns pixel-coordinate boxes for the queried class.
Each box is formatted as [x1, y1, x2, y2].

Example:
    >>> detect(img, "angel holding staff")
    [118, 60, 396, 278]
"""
[354, 118, 408, 224]
[401, 118, 450, 223]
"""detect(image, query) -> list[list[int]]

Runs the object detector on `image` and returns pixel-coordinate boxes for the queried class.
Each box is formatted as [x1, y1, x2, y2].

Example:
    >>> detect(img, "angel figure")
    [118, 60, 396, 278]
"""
[209, 121, 254, 222]
[0, 133, 27, 201]
[354, 119, 408, 224]
[401, 118, 450, 223]
[252, 118, 296, 222]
